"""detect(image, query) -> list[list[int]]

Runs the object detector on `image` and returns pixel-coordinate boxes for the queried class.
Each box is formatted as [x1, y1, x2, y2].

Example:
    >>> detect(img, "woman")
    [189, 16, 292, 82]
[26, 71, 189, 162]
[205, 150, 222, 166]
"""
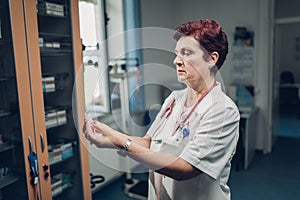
[83, 19, 240, 200]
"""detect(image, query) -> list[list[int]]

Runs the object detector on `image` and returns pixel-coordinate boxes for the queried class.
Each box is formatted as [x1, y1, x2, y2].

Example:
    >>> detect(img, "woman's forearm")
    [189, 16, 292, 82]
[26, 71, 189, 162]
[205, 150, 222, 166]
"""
[111, 130, 200, 180]
[128, 135, 151, 149]
[89, 121, 200, 180]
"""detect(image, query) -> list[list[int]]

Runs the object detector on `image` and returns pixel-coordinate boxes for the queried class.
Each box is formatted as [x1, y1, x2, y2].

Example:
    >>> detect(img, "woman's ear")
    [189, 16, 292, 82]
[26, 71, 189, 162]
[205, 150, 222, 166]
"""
[210, 51, 219, 64]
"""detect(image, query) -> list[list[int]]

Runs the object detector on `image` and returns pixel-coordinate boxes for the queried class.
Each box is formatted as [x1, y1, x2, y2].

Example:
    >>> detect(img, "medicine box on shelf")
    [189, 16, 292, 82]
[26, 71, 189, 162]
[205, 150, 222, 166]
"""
[48, 142, 74, 165]
[45, 108, 67, 129]
[61, 143, 73, 159]
[51, 172, 72, 197]
[38, 1, 64, 17]
[42, 76, 55, 92]
[48, 147, 62, 165]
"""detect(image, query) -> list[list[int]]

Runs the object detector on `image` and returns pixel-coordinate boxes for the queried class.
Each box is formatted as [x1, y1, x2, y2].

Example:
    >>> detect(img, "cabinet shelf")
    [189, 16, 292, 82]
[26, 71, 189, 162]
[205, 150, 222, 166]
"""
[40, 49, 72, 56]
[39, 32, 71, 39]
[37, 12, 69, 18]
[0, 173, 19, 189]
[0, 110, 12, 118]
[0, 142, 14, 153]
[0, 76, 15, 82]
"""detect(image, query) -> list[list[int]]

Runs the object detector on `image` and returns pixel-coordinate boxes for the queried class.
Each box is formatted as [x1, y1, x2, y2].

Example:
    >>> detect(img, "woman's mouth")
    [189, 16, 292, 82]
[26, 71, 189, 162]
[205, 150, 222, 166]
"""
[178, 69, 185, 74]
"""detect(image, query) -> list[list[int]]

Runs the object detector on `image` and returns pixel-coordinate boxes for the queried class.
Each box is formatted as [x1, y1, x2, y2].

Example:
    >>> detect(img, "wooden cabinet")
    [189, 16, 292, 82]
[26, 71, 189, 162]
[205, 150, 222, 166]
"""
[0, 0, 34, 199]
[0, 0, 91, 199]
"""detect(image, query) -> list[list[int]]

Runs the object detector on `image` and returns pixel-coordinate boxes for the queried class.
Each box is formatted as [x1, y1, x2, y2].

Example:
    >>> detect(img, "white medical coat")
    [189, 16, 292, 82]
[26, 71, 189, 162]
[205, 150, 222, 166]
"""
[146, 82, 240, 200]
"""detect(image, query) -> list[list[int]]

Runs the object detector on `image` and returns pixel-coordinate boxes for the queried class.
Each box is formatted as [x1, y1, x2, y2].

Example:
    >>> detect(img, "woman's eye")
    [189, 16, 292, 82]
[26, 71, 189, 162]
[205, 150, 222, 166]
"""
[181, 50, 192, 56]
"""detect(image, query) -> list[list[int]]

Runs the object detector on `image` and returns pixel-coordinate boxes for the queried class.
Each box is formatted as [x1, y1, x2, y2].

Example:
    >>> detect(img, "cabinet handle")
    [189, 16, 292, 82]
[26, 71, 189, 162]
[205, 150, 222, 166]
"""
[40, 133, 45, 153]
[28, 136, 33, 153]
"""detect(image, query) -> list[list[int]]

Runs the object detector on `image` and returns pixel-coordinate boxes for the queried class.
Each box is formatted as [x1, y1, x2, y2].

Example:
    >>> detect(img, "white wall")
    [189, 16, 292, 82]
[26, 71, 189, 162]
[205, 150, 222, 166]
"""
[140, 0, 273, 151]
[140, 0, 176, 29]
[140, 0, 179, 108]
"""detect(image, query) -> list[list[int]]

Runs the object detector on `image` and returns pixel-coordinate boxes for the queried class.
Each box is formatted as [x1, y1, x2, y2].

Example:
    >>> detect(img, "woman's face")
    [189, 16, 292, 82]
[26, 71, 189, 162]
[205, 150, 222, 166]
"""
[173, 36, 213, 86]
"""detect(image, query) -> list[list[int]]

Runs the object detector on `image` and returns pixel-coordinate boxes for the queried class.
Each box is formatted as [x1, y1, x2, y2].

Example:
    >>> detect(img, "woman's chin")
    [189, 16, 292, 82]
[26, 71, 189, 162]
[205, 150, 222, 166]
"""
[177, 76, 186, 83]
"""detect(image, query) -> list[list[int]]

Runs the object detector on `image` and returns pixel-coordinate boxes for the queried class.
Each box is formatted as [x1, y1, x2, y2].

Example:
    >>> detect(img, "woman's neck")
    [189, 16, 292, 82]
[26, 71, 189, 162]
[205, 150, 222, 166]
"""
[185, 79, 215, 107]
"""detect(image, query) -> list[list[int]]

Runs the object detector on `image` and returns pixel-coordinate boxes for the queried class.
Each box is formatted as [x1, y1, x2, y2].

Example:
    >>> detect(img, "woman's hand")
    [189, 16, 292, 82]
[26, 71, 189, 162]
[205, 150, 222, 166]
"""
[82, 118, 115, 148]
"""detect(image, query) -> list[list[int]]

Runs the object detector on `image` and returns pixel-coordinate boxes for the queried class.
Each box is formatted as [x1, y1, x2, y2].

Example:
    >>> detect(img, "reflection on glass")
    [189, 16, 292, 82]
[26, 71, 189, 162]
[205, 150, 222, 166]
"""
[79, 1, 110, 115]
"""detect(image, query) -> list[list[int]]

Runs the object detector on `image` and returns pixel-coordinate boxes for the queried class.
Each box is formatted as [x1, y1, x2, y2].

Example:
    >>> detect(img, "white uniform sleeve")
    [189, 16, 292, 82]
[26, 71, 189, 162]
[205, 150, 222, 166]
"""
[180, 100, 240, 180]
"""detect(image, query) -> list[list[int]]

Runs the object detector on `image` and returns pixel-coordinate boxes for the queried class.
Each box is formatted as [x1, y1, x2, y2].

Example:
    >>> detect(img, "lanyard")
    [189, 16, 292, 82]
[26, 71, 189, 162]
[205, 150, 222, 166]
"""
[176, 81, 217, 132]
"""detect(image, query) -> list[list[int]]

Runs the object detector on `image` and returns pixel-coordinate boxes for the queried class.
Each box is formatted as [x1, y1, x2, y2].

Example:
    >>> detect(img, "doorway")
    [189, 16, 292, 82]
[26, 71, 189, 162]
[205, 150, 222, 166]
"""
[273, 0, 300, 139]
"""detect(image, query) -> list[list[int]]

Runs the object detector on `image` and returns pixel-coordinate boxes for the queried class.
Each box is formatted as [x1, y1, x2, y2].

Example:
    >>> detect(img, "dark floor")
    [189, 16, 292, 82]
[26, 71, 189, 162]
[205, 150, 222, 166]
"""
[276, 115, 300, 138]
[229, 137, 300, 200]
[93, 115, 300, 200]
[93, 173, 148, 200]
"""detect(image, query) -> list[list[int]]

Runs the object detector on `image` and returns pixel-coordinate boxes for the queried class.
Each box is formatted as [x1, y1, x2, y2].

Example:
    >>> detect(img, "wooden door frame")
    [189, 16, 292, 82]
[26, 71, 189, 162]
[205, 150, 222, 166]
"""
[21, 0, 92, 199]
[22, 0, 52, 198]
[9, 0, 39, 199]
[71, 1, 92, 199]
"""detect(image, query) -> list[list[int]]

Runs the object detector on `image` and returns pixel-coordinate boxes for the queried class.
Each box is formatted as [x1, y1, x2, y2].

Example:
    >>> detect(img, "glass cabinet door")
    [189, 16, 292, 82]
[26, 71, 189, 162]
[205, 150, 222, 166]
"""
[22, 0, 90, 199]
[36, 1, 79, 196]
[0, 0, 34, 199]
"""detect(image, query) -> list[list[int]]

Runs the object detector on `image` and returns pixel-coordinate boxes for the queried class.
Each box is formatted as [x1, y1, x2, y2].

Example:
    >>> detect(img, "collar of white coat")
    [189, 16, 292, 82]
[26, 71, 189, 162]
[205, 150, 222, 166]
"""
[170, 81, 223, 114]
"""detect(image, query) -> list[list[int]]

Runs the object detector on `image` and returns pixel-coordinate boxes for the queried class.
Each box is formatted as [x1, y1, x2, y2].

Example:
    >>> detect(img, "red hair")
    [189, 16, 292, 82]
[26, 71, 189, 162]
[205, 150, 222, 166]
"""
[173, 19, 228, 70]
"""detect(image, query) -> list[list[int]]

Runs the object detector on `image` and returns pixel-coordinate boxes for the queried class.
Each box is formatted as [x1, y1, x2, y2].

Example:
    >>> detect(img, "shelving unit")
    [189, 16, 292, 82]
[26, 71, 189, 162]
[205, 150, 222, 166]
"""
[0, 0, 91, 199]
[0, 0, 31, 199]
[32, 0, 89, 199]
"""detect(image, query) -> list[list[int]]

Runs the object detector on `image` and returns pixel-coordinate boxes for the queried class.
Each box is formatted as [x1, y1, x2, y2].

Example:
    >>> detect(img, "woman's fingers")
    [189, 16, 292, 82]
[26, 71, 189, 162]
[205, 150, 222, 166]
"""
[83, 120, 93, 139]
[90, 120, 105, 132]
[82, 120, 103, 145]
[82, 120, 115, 148]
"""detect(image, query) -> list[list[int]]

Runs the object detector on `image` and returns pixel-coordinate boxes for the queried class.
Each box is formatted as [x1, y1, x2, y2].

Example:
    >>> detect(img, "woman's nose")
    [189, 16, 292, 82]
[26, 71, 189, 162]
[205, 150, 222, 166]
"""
[173, 55, 184, 67]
